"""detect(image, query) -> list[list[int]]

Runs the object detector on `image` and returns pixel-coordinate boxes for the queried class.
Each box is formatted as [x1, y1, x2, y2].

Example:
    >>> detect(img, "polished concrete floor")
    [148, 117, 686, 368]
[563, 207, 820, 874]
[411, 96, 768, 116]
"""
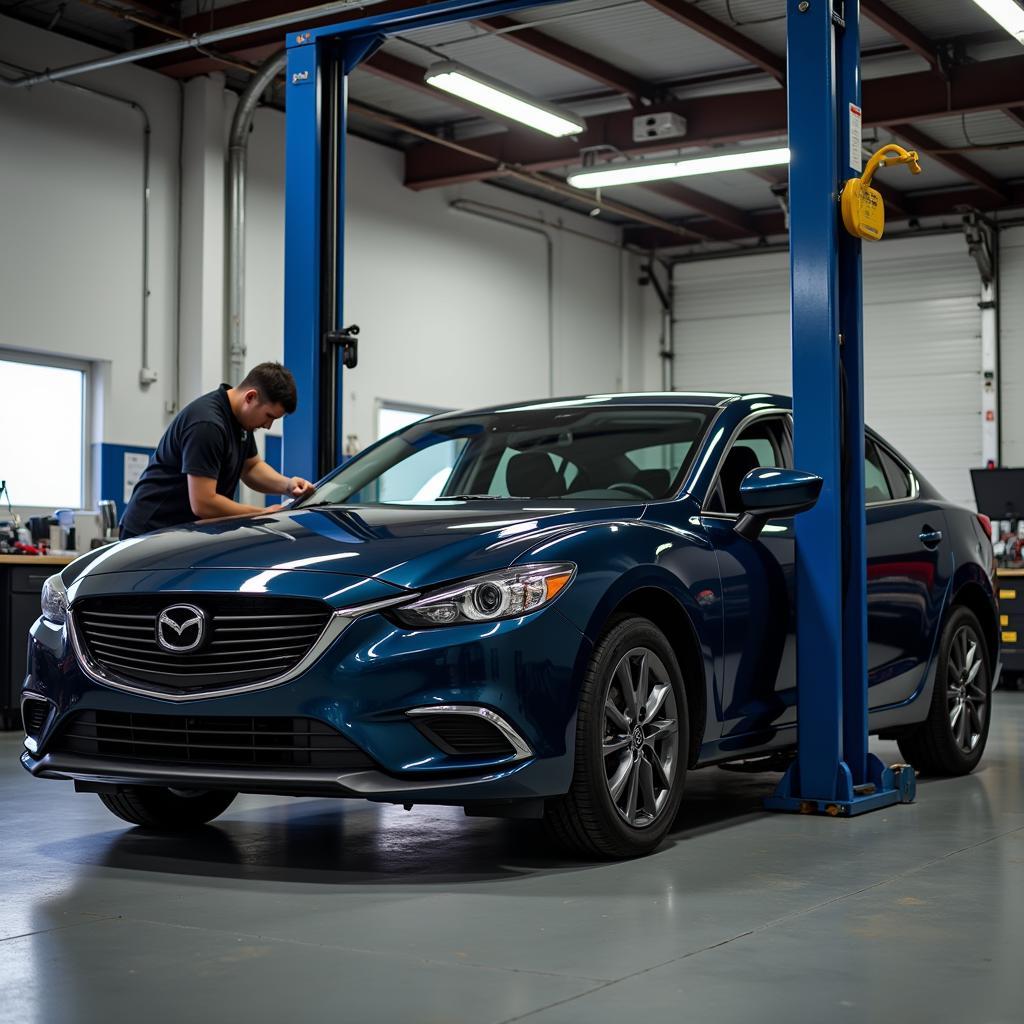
[2, 697, 1023, 1024]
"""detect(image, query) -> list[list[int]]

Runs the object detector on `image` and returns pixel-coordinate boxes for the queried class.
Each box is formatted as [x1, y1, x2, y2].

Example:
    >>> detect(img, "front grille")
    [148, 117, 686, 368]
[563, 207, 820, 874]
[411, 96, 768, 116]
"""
[73, 594, 332, 693]
[415, 714, 516, 758]
[52, 710, 375, 770]
[22, 697, 50, 738]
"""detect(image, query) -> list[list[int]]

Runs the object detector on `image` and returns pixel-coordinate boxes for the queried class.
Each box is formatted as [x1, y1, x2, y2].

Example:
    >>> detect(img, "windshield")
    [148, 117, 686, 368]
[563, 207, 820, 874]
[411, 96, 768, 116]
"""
[299, 406, 713, 506]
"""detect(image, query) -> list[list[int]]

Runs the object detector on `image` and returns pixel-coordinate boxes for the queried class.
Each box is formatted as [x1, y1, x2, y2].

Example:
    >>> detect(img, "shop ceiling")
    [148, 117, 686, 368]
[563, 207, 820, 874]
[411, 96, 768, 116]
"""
[5, 0, 1024, 253]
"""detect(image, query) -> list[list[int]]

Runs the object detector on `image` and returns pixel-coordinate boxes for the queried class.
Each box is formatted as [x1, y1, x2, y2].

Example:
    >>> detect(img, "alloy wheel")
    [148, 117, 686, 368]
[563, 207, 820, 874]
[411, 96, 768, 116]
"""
[947, 625, 987, 755]
[602, 646, 679, 828]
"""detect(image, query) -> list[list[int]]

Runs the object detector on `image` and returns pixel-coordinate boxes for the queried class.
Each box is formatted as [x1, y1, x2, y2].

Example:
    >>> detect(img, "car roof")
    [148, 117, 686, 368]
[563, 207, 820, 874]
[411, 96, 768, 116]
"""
[429, 392, 792, 420]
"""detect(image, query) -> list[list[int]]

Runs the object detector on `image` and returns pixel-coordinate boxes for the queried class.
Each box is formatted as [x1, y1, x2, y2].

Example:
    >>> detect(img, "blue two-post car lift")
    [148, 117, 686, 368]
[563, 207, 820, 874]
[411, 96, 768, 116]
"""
[280, 0, 915, 818]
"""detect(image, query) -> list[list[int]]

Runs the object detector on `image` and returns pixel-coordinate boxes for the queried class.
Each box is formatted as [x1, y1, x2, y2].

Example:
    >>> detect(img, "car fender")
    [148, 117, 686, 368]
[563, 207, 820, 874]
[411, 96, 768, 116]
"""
[511, 518, 722, 741]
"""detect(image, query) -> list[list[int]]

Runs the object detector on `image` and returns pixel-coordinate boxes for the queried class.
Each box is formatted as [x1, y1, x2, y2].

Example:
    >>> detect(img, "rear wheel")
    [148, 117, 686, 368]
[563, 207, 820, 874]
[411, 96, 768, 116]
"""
[545, 616, 689, 859]
[98, 787, 237, 829]
[897, 606, 991, 776]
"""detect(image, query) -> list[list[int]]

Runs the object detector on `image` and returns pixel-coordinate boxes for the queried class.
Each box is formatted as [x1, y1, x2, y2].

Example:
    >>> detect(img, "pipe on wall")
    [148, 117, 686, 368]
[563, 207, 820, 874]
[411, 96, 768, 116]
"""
[227, 50, 287, 384]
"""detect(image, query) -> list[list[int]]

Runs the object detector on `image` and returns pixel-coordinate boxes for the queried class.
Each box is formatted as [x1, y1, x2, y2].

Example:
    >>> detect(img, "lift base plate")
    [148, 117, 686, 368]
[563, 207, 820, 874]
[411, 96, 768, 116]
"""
[764, 754, 915, 816]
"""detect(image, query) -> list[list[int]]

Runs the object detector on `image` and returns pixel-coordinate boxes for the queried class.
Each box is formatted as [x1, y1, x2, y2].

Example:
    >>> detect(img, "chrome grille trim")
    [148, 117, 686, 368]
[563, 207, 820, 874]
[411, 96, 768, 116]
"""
[66, 591, 415, 702]
[68, 609, 353, 701]
[406, 705, 533, 762]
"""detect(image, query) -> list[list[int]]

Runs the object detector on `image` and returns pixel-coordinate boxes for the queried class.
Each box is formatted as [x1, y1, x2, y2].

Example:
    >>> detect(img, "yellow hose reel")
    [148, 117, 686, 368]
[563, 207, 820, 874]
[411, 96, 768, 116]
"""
[841, 144, 922, 241]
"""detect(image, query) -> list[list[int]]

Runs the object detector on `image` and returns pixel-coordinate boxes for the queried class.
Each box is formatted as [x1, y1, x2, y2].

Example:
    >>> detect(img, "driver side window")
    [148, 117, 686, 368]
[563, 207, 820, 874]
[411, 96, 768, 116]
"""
[708, 418, 790, 514]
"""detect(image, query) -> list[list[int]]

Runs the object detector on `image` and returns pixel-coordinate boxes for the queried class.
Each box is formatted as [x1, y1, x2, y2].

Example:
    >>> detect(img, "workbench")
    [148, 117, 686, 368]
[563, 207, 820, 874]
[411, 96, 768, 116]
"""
[1, 554, 77, 729]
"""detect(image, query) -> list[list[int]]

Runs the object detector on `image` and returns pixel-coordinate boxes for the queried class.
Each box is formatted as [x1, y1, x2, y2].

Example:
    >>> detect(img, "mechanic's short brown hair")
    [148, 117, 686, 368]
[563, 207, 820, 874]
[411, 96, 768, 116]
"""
[239, 362, 297, 414]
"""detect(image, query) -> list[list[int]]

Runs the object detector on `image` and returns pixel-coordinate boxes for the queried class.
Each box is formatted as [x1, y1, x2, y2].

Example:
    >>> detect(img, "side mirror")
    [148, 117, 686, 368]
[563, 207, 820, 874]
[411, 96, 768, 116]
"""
[734, 467, 823, 541]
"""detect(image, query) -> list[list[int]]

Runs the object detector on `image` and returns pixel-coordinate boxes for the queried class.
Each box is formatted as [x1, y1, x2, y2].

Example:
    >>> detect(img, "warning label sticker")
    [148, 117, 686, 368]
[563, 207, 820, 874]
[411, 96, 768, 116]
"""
[849, 103, 862, 173]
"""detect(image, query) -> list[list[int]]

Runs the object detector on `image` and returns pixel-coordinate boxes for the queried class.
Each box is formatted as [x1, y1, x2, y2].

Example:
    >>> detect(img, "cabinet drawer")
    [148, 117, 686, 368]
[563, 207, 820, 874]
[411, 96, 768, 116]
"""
[8, 566, 54, 595]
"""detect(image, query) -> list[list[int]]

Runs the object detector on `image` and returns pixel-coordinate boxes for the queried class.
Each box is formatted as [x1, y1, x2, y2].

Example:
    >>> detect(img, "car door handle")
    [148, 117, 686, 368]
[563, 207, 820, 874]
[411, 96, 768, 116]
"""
[918, 527, 943, 548]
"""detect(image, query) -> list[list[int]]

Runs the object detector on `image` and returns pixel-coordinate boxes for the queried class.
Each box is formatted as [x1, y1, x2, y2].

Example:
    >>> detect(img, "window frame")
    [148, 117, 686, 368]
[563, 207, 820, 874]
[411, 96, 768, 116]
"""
[375, 398, 448, 442]
[870, 434, 919, 506]
[0, 347, 91, 513]
[700, 408, 793, 518]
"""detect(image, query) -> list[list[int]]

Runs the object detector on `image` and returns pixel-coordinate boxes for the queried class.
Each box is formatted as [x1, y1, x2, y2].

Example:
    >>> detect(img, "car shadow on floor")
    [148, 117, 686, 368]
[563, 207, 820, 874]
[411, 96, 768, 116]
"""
[35, 766, 789, 885]
[41, 736, 972, 886]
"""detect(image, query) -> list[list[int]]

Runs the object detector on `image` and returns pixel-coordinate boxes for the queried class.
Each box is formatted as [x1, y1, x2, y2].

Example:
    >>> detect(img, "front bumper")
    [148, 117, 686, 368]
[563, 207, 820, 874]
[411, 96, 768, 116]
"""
[21, 595, 590, 803]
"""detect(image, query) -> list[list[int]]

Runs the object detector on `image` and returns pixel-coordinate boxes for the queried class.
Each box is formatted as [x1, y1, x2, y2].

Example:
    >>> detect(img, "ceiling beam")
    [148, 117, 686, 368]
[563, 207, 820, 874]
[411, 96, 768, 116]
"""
[624, 210, 785, 248]
[860, 0, 941, 69]
[623, 181, 1024, 249]
[473, 16, 654, 103]
[889, 123, 1009, 201]
[1005, 107, 1024, 131]
[642, 0, 786, 83]
[640, 181, 759, 236]
[405, 55, 1024, 189]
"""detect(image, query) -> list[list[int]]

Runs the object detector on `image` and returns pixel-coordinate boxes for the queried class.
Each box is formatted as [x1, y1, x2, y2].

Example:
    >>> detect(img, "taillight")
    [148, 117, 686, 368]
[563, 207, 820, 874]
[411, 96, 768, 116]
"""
[977, 514, 992, 539]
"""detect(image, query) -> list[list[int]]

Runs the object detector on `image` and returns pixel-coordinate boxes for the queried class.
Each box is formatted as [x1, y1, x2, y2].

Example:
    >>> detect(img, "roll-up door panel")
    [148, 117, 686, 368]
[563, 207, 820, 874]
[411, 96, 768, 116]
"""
[672, 234, 980, 508]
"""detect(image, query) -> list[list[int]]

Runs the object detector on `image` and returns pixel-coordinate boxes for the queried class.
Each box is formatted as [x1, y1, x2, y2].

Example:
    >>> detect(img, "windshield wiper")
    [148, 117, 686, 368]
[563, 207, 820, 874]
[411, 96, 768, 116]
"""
[437, 494, 530, 501]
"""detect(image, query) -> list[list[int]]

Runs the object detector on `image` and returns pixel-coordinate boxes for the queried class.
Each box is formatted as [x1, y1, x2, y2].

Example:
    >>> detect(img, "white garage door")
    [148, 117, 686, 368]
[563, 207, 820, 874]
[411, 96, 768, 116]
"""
[672, 232, 982, 508]
[1000, 226, 1024, 470]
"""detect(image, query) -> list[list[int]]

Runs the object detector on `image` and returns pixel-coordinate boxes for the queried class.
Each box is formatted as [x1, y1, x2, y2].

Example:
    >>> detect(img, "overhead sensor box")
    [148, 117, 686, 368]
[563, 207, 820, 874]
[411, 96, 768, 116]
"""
[633, 112, 688, 143]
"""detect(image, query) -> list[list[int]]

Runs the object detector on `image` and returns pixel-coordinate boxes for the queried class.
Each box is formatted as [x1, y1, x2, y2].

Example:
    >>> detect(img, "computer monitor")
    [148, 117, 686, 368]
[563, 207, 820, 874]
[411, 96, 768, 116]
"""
[970, 468, 1024, 521]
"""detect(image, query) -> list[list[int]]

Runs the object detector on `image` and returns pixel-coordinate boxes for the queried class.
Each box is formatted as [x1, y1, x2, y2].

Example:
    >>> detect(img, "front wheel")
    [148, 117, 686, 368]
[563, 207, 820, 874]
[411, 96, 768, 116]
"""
[545, 616, 689, 859]
[897, 606, 991, 776]
[98, 787, 237, 829]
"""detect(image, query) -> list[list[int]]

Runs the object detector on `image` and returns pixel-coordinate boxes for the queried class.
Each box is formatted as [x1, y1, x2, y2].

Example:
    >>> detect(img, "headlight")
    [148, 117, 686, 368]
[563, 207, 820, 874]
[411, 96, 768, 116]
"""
[40, 573, 69, 625]
[391, 563, 575, 629]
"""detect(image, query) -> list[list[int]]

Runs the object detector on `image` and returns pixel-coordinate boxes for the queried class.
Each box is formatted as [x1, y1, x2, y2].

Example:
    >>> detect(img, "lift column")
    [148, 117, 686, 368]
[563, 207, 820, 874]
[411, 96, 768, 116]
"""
[766, 0, 908, 815]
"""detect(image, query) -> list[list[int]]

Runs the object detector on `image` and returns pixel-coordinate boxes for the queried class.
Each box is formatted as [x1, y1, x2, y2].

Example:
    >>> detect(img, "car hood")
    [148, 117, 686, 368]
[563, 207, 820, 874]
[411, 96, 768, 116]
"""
[68, 501, 642, 592]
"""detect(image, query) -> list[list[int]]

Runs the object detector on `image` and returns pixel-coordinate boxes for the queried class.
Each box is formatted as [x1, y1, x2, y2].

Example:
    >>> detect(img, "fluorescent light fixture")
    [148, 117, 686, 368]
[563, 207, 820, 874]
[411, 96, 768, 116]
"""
[566, 147, 791, 189]
[424, 61, 585, 138]
[971, 0, 1024, 43]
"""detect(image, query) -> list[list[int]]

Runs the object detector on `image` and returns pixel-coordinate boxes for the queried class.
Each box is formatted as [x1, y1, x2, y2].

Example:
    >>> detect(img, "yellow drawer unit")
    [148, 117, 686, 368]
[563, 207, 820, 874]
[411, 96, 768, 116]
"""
[996, 570, 1024, 671]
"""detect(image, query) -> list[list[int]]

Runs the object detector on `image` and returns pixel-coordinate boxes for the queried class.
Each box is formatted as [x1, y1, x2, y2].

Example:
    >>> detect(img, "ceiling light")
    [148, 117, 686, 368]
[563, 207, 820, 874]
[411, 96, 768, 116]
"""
[566, 147, 791, 189]
[424, 61, 585, 138]
[970, 0, 1024, 43]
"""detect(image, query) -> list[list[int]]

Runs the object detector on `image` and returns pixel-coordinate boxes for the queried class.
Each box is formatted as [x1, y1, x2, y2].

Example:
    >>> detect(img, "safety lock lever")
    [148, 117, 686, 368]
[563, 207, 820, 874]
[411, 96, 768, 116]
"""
[324, 324, 360, 369]
[840, 144, 922, 241]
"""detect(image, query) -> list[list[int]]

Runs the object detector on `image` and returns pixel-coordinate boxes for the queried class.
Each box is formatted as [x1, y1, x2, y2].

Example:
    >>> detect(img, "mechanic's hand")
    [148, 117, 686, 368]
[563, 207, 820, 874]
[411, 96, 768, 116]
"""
[262, 503, 285, 514]
[287, 477, 315, 498]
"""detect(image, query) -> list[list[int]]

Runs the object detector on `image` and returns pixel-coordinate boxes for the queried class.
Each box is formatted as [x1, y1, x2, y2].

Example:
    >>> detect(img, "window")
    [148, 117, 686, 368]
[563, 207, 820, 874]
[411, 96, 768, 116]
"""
[865, 441, 892, 503]
[300, 407, 713, 506]
[0, 353, 87, 508]
[346, 436, 469, 503]
[708, 418, 788, 514]
[878, 446, 912, 500]
[376, 401, 444, 441]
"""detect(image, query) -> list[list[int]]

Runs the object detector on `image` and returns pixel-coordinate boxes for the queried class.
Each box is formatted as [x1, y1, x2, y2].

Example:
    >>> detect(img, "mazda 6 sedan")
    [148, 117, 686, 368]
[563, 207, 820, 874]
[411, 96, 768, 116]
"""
[21, 393, 998, 858]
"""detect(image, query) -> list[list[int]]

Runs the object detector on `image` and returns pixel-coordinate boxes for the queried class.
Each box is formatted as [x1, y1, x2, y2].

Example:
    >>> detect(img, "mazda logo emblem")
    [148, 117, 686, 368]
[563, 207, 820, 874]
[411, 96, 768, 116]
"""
[155, 603, 208, 653]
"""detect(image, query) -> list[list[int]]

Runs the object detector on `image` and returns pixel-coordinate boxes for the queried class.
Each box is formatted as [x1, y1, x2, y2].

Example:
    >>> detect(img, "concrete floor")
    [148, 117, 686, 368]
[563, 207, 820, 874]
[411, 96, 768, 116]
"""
[2, 698, 1023, 1024]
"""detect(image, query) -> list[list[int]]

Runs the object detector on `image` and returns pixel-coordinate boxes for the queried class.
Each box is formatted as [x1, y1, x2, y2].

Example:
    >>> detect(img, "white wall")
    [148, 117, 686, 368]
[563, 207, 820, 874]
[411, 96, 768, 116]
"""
[1, 14, 636, 513]
[1000, 226, 1024, 468]
[0, 17, 181, 450]
[242, 112, 629, 455]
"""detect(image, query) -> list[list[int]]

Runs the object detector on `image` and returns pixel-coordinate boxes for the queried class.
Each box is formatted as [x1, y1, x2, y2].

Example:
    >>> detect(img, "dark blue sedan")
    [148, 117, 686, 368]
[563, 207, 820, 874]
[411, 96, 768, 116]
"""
[20, 393, 997, 857]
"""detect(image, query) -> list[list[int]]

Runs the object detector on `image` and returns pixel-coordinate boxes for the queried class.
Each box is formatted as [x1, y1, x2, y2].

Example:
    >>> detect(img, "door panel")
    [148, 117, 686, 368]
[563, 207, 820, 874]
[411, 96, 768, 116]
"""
[702, 516, 796, 748]
[866, 501, 950, 708]
[703, 415, 796, 749]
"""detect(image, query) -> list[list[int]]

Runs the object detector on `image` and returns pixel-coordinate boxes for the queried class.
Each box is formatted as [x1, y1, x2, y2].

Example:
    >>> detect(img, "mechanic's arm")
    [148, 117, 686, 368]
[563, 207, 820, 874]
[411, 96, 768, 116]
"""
[241, 457, 314, 499]
[187, 475, 274, 520]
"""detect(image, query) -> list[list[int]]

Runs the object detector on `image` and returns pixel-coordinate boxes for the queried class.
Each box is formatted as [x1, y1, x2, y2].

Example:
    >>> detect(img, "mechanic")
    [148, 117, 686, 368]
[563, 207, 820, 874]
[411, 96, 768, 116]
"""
[119, 362, 314, 539]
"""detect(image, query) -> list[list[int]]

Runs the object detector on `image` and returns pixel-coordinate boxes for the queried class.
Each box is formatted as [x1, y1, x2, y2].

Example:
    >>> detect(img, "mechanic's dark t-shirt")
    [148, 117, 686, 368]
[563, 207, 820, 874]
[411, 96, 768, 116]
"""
[120, 385, 258, 538]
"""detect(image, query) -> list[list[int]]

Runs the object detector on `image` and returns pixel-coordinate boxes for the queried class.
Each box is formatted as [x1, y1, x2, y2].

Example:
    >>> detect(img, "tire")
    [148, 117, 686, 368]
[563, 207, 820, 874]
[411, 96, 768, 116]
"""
[98, 787, 237, 829]
[897, 606, 992, 776]
[545, 615, 689, 859]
